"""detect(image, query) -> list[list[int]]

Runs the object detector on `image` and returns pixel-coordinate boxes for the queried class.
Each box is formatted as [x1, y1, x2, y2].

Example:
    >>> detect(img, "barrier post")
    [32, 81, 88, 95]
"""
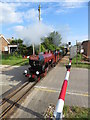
[53, 58, 72, 120]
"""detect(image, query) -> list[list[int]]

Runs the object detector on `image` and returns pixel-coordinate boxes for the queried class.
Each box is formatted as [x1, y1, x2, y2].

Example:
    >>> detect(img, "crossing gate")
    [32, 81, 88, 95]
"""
[54, 58, 72, 120]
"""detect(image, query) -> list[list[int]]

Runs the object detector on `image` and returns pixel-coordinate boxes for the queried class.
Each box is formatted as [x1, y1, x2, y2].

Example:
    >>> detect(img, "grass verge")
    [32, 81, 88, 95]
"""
[0, 54, 29, 66]
[63, 105, 89, 118]
[71, 54, 90, 69]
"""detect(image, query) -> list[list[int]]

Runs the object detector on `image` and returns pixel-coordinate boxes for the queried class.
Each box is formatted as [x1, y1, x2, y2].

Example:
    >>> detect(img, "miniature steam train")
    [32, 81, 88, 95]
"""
[24, 49, 67, 81]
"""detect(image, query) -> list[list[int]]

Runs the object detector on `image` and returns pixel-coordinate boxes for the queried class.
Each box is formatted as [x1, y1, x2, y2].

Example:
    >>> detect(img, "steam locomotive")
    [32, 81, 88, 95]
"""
[24, 49, 67, 81]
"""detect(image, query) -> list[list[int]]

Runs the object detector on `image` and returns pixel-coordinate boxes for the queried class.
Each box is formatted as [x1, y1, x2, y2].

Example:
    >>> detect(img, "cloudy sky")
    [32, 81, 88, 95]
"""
[0, 0, 89, 45]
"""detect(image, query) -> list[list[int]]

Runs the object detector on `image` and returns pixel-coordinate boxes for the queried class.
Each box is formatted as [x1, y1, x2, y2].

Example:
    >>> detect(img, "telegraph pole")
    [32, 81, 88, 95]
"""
[38, 4, 41, 53]
[38, 4, 41, 21]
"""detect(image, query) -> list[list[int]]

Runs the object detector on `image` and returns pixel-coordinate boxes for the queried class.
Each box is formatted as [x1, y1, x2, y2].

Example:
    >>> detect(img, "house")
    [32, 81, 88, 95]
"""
[82, 40, 90, 58]
[0, 34, 10, 54]
[0, 34, 17, 54]
[76, 42, 82, 53]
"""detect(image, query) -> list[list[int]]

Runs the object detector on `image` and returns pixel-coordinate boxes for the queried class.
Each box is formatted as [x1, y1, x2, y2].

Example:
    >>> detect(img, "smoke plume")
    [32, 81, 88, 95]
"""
[14, 22, 54, 45]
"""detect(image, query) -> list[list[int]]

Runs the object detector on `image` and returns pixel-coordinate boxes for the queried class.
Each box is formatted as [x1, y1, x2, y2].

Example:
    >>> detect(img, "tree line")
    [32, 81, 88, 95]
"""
[10, 31, 62, 56]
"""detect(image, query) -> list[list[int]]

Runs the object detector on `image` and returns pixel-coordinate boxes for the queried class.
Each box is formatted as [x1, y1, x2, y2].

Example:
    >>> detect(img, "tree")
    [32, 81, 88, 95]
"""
[10, 38, 27, 55]
[48, 31, 62, 46]
[41, 31, 62, 52]
[26, 46, 33, 55]
[10, 39, 23, 45]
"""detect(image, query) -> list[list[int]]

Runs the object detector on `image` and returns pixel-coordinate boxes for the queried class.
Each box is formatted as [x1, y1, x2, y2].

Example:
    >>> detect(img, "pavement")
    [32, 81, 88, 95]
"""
[11, 63, 88, 118]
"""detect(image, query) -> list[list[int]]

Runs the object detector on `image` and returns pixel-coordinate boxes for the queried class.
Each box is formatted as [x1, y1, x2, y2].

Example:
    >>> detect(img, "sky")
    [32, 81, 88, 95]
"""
[0, 0, 89, 45]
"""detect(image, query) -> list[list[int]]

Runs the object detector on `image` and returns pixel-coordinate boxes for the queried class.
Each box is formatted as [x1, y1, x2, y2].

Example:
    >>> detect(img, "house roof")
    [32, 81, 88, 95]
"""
[7, 39, 12, 43]
[82, 40, 90, 44]
[0, 34, 10, 44]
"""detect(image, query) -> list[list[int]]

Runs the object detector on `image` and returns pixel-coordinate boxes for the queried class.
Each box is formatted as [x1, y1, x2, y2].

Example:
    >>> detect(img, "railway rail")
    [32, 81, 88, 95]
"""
[0, 81, 29, 106]
[0, 81, 38, 119]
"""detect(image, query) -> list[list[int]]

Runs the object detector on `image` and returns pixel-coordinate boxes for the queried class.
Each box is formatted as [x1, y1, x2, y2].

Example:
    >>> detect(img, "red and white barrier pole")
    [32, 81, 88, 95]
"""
[54, 58, 72, 120]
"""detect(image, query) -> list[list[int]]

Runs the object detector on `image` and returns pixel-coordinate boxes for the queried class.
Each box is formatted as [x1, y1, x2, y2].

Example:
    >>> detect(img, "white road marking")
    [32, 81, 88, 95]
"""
[0, 82, 19, 86]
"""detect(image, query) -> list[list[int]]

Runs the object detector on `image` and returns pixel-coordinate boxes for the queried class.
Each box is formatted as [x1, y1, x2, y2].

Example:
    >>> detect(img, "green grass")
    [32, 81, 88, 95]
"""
[71, 54, 90, 69]
[63, 105, 89, 118]
[44, 104, 89, 119]
[0, 54, 29, 66]
[72, 63, 90, 69]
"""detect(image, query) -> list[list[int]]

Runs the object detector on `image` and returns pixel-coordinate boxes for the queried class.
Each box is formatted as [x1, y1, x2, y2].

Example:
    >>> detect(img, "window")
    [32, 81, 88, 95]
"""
[4, 46, 8, 51]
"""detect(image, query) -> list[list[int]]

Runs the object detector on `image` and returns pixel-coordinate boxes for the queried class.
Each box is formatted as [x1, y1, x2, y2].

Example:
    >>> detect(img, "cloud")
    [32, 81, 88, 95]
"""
[56, 9, 68, 13]
[0, 1, 88, 25]
[40, 1, 88, 15]
[23, 9, 39, 22]
[0, 2, 40, 24]
[67, 34, 88, 45]
[0, 2, 22, 24]
[61, 0, 88, 9]
[64, 0, 88, 2]
[14, 22, 54, 45]
[56, 24, 72, 44]
[1, 0, 89, 2]
[56, 24, 88, 45]
[55, 1, 88, 14]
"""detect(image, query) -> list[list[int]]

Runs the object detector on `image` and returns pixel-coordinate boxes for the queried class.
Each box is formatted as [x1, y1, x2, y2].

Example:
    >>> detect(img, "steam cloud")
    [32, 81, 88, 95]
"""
[14, 22, 54, 45]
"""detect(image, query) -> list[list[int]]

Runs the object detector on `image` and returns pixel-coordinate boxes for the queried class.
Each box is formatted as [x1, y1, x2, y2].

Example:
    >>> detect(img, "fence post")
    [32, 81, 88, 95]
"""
[53, 58, 72, 120]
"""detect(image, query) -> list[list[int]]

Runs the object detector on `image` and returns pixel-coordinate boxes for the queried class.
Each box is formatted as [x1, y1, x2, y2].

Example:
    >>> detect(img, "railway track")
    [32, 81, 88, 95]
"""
[0, 81, 38, 119]
[0, 81, 29, 106]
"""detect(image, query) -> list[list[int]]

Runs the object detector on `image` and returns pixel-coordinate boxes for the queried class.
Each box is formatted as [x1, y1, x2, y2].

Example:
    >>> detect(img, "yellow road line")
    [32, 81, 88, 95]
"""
[34, 86, 89, 97]
[35, 87, 58, 93]
[66, 91, 89, 97]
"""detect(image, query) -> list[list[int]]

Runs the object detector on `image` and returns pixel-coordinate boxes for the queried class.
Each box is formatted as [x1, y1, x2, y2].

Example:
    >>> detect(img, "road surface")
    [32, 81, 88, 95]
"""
[5, 64, 88, 118]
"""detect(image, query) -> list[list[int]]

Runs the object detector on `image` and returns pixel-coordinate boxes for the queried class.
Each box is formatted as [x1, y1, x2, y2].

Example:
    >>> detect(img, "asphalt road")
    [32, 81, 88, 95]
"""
[0, 65, 28, 98]
[0, 63, 89, 118]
